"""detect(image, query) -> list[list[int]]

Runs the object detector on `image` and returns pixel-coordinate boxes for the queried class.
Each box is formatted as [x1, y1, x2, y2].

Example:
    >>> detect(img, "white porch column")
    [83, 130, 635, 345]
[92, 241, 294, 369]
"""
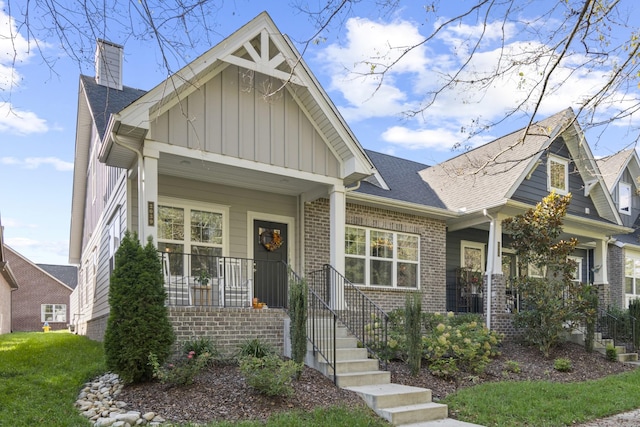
[142, 147, 159, 245]
[330, 184, 346, 310]
[594, 238, 608, 285]
[484, 212, 503, 331]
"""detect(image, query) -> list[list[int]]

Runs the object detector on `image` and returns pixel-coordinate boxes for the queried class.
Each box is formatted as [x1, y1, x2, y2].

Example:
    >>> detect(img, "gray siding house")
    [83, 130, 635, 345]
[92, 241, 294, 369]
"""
[69, 11, 636, 348]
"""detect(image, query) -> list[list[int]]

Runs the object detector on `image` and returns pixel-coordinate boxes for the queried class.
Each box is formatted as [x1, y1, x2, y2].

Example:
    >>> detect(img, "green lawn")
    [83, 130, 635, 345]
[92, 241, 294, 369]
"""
[445, 368, 640, 426]
[3, 331, 640, 427]
[0, 331, 105, 426]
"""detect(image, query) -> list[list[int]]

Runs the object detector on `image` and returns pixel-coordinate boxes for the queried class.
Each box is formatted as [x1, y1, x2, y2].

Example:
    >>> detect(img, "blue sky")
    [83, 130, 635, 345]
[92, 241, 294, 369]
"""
[1, 1, 639, 265]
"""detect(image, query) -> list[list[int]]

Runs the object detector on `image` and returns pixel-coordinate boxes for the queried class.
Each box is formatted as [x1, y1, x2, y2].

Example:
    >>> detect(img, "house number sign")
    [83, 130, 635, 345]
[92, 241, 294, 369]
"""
[148, 202, 155, 226]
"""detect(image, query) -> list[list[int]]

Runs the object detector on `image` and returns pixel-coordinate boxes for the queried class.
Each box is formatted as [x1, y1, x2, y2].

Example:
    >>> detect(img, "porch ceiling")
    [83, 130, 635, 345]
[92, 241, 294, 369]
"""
[159, 152, 327, 196]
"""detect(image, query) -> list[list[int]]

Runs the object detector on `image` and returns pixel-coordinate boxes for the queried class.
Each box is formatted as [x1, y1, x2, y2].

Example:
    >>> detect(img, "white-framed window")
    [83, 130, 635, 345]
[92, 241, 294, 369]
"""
[527, 262, 546, 278]
[41, 304, 66, 323]
[548, 155, 569, 195]
[157, 199, 228, 277]
[108, 209, 121, 274]
[568, 256, 583, 283]
[461, 240, 485, 273]
[619, 182, 632, 215]
[625, 253, 640, 307]
[345, 226, 419, 288]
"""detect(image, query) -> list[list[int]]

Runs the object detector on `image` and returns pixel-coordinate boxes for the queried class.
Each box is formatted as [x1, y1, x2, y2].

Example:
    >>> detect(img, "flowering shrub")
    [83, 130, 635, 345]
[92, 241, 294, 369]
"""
[422, 312, 503, 378]
[364, 310, 405, 362]
[148, 350, 211, 386]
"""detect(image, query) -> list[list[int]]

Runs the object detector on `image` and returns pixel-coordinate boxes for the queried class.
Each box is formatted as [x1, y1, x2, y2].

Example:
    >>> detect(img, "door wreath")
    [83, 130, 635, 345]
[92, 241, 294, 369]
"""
[260, 229, 283, 251]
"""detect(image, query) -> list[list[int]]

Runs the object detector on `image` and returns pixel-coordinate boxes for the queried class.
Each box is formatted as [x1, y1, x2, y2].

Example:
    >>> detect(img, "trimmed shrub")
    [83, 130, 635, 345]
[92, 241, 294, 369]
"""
[606, 344, 618, 362]
[104, 232, 175, 383]
[239, 355, 302, 397]
[182, 337, 219, 366]
[405, 293, 422, 376]
[553, 357, 572, 372]
[149, 350, 210, 386]
[289, 275, 308, 371]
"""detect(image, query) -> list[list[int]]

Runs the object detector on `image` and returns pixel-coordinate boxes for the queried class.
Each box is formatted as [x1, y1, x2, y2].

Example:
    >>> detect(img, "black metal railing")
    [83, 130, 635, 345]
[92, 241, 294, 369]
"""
[596, 308, 639, 353]
[159, 251, 288, 308]
[308, 264, 389, 369]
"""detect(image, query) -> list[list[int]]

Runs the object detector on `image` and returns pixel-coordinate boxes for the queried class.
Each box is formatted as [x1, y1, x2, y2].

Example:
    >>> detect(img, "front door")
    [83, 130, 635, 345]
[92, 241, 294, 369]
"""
[253, 220, 288, 308]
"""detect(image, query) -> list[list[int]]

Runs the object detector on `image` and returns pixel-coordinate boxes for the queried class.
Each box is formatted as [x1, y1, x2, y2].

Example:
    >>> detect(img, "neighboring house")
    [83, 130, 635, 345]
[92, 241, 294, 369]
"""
[597, 149, 640, 308]
[0, 221, 19, 334]
[7, 247, 74, 332]
[69, 11, 635, 349]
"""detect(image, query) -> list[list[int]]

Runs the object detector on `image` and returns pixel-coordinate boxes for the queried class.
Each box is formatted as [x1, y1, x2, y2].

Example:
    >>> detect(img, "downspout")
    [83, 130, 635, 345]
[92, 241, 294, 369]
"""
[483, 209, 495, 331]
[111, 131, 145, 238]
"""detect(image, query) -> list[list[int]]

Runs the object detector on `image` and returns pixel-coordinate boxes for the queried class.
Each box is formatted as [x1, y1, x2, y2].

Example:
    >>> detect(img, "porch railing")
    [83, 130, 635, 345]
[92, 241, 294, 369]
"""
[159, 251, 288, 308]
[308, 264, 389, 369]
[596, 308, 639, 353]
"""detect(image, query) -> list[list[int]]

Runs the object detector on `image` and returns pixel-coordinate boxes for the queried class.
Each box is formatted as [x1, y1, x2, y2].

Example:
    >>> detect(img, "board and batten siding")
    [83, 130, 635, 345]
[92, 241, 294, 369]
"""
[158, 175, 297, 259]
[150, 65, 340, 178]
[511, 137, 598, 218]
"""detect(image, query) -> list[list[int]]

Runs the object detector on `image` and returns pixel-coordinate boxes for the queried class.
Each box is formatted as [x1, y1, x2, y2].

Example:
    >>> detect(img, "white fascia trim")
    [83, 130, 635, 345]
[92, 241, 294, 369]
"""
[146, 140, 344, 187]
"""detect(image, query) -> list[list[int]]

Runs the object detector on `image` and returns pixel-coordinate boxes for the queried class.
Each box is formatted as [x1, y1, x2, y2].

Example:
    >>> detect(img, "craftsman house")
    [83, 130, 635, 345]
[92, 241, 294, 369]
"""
[69, 11, 634, 350]
[597, 149, 640, 309]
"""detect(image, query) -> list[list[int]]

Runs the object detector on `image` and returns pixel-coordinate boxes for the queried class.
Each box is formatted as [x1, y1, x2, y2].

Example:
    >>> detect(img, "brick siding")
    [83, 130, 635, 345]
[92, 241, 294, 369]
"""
[608, 245, 624, 309]
[6, 248, 72, 332]
[168, 307, 286, 357]
[304, 199, 447, 313]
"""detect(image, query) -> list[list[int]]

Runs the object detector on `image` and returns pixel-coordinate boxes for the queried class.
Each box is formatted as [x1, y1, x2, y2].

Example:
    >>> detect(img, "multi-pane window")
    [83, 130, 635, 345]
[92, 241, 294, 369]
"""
[345, 226, 419, 288]
[548, 155, 569, 195]
[619, 182, 632, 215]
[41, 304, 66, 322]
[158, 202, 225, 277]
[625, 255, 640, 299]
[568, 256, 582, 283]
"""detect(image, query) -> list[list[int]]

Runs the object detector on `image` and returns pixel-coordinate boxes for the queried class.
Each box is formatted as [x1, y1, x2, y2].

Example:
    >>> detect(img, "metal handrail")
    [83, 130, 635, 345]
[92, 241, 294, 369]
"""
[596, 308, 639, 353]
[308, 264, 389, 369]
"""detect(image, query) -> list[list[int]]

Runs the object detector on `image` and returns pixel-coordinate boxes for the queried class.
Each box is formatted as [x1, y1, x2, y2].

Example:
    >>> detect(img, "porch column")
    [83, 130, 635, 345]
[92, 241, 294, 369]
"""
[484, 212, 504, 331]
[593, 238, 609, 307]
[142, 146, 159, 245]
[330, 184, 346, 310]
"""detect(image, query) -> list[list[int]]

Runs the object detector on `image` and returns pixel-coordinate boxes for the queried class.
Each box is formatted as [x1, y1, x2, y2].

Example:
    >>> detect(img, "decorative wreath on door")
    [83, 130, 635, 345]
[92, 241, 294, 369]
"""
[260, 229, 283, 251]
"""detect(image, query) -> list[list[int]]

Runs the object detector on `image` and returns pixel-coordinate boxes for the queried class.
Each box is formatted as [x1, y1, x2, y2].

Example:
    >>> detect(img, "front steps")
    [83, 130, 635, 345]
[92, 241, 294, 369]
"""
[564, 329, 639, 362]
[306, 320, 481, 426]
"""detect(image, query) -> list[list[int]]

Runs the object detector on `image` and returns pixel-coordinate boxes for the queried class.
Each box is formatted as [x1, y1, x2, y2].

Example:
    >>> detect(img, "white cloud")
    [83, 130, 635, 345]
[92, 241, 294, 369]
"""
[0, 102, 48, 134]
[316, 13, 636, 154]
[1, 156, 73, 171]
[5, 237, 69, 264]
[0, 217, 38, 228]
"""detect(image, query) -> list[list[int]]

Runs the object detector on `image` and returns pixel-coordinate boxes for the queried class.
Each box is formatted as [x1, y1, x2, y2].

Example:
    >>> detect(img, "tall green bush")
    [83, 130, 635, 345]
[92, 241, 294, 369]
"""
[289, 274, 308, 373]
[104, 231, 175, 383]
[629, 299, 640, 350]
[405, 293, 422, 376]
[503, 192, 582, 357]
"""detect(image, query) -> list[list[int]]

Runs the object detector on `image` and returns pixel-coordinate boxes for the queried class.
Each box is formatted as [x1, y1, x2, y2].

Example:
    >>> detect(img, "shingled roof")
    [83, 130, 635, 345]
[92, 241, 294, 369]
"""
[80, 75, 147, 140]
[418, 108, 574, 213]
[596, 149, 638, 192]
[355, 150, 446, 209]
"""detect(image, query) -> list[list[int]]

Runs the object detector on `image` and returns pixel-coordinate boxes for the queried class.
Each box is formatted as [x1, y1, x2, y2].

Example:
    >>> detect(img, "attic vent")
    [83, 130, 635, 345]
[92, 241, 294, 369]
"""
[95, 39, 123, 90]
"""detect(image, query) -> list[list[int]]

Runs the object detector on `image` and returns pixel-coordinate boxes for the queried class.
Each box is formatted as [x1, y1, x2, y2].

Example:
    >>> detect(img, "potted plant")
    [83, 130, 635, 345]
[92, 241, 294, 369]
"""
[196, 269, 211, 287]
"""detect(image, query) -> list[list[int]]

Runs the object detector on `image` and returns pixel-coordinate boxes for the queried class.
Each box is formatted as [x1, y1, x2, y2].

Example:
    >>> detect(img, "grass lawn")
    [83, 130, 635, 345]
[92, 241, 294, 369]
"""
[0, 331, 105, 426]
[445, 368, 640, 426]
[4, 331, 640, 426]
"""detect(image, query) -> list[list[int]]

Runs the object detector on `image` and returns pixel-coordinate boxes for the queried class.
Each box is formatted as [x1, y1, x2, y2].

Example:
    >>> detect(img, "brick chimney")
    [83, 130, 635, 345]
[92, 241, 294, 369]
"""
[95, 39, 123, 90]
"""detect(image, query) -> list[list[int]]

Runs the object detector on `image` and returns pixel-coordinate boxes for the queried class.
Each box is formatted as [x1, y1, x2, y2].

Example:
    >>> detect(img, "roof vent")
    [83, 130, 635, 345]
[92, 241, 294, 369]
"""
[95, 39, 123, 90]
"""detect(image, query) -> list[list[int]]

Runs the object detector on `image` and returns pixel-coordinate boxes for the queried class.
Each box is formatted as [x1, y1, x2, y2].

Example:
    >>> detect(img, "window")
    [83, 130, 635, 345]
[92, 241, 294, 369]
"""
[625, 254, 640, 306]
[41, 304, 66, 323]
[568, 256, 583, 283]
[108, 210, 121, 274]
[158, 201, 226, 277]
[619, 182, 632, 215]
[548, 155, 569, 195]
[461, 241, 484, 272]
[345, 226, 419, 288]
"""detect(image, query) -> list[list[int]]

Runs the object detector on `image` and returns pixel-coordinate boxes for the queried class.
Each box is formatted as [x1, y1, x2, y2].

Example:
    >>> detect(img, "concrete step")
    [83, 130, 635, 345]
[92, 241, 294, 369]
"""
[346, 383, 432, 409]
[335, 370, 391, 388]
[377, 402, 449, 426]
[321, 358, 380, 375]
[317, 347, 369, 362]
[306, 326, 351, 338]
[618, 352, 639, 362]
[308, 337, 359, 350]
[401, 419, 484, 426]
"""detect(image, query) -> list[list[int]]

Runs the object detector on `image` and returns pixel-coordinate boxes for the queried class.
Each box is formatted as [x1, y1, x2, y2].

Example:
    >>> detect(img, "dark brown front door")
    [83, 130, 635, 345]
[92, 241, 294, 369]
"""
[253, 220, 288, 308]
